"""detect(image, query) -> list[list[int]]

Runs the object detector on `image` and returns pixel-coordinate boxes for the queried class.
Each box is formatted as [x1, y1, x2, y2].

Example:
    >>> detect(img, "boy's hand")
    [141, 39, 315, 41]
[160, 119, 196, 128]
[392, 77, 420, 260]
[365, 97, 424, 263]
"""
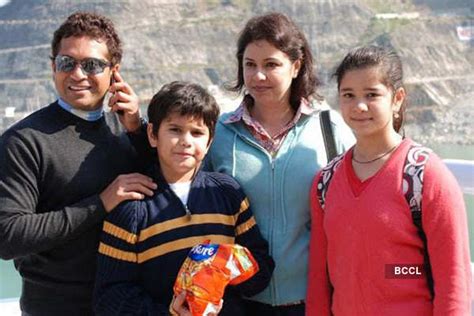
[170, 292, 220, 316]
[108, 71, 142, 132]
[170, 292, 192, 316]
[99, 173, 157, 212]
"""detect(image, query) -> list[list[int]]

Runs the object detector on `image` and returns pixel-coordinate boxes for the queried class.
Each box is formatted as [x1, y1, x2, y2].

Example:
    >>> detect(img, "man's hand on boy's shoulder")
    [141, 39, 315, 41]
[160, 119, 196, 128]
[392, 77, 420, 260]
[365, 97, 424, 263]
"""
[99, 173, 157, 212]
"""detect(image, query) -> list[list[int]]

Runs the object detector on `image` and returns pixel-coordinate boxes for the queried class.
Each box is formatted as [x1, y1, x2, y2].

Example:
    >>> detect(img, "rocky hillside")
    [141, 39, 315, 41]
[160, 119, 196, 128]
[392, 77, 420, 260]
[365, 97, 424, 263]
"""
[0, 0, 472, 144]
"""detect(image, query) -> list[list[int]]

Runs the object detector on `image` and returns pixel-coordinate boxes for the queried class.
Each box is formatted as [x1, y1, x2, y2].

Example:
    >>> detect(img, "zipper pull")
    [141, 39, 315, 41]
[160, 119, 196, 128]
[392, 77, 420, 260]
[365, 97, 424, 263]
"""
[184, 205, 191, 219]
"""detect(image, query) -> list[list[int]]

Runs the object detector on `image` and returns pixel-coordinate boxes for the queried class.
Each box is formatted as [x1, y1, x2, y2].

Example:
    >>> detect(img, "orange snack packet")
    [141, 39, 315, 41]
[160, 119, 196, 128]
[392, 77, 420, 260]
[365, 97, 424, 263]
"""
[172, 242, 259, 316]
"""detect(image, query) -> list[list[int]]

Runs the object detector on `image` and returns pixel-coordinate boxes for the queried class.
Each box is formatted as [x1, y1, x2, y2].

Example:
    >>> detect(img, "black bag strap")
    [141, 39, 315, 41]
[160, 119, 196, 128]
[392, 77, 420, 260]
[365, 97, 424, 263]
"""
[320, 110, 338, 162]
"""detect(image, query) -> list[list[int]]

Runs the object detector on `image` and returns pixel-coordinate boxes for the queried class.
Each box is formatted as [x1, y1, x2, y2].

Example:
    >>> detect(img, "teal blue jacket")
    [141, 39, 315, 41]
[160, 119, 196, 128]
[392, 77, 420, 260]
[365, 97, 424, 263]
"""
[206, 108, 355, 305]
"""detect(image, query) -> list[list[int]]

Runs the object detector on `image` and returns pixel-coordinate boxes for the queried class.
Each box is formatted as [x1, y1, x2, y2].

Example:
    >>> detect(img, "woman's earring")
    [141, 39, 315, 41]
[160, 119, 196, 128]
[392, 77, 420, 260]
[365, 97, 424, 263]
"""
[393, 112, 400, 119]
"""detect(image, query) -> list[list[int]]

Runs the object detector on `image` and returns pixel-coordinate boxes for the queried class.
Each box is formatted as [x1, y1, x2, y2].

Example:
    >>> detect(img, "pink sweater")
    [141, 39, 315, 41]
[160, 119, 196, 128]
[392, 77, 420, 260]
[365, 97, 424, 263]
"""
[307, 138, 472, 316]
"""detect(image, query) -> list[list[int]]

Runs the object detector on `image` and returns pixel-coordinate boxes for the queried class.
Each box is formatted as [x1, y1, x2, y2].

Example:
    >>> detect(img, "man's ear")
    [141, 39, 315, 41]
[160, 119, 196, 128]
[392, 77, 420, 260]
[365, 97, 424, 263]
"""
[51, 59, 57, 80]
[147, 123, 158, 148]
[112, 63, 120, 72]
[110, 64, 120, 84]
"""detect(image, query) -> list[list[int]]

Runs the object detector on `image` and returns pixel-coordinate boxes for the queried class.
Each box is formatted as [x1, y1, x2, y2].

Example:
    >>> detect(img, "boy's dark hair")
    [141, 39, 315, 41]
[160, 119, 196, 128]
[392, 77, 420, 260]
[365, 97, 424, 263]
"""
[51, 11, 122, 65]
[228, 12, 322, 111]
[334, 45, 406, 133]
[147, 81, 220, 140]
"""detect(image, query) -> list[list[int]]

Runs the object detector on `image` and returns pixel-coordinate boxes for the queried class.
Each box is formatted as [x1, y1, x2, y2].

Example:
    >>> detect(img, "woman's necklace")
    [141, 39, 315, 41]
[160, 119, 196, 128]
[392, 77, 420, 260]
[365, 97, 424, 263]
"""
[352, 143, 400, 164]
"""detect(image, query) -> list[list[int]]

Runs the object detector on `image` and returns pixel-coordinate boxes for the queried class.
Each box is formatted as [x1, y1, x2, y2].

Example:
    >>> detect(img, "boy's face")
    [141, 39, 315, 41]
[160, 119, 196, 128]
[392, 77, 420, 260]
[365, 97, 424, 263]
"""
[147, 113, 211, 183]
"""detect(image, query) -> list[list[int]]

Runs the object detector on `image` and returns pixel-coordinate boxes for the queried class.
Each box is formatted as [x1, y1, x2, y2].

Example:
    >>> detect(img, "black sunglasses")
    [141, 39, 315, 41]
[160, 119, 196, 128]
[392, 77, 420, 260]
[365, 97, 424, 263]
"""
[53, 55, 112, 75]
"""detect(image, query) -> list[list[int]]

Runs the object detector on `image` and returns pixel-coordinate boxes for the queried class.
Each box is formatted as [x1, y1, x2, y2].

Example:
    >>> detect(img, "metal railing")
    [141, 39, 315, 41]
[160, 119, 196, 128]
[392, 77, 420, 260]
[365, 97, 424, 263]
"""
[1, 159, 473, 315]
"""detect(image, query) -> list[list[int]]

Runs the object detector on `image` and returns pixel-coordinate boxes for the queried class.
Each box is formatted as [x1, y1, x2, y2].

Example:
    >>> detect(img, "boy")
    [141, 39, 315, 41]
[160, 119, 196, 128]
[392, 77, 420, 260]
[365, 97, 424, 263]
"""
[93, 81, 274, 315]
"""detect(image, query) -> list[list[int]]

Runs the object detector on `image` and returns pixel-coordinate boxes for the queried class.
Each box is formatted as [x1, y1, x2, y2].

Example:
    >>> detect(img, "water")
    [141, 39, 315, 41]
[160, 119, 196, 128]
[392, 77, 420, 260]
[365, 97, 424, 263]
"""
[0, 260, 20, 298]
[427, 143, 474, 259]
[1, 143, 473, 299]
[429, 143, 474, 161]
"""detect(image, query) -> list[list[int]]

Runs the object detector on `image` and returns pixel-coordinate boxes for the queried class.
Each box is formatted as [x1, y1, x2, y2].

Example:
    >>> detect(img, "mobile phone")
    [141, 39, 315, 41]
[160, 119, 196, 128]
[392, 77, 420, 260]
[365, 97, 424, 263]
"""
[110, 72, 123, 115]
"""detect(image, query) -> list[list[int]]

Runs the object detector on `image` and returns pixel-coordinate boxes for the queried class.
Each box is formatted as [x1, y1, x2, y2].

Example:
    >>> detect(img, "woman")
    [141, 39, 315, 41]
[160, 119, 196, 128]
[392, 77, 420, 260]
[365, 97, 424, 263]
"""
[205, 12, 354, 315]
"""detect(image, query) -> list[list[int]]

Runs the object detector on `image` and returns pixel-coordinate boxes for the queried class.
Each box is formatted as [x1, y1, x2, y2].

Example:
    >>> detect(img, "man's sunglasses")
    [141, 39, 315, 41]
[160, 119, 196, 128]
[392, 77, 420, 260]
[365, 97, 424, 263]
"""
[53, 55, 112, 75]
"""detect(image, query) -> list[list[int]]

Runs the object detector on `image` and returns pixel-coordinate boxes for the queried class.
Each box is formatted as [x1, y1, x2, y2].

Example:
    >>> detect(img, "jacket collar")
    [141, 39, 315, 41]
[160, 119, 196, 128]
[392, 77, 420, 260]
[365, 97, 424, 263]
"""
[149, 162, 204, 190]
[223, 95, 316, 125]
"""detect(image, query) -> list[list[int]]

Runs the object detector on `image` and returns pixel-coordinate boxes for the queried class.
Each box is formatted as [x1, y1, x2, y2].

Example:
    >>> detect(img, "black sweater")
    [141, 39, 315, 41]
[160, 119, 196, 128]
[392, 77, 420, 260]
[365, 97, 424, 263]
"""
[0, 102, 144, 315]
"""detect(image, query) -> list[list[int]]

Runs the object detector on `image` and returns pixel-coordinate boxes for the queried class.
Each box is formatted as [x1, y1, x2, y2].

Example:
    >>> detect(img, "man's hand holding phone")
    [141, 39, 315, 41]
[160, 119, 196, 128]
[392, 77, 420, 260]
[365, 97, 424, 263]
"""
[108, 71, 142, 132]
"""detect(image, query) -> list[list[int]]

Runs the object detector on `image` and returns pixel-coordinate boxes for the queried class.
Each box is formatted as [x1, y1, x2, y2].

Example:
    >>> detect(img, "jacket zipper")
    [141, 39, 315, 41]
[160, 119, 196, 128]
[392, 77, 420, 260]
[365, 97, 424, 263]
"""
[222, 117, 310, 304]
[183, 204, 191, 217]
[167, 187, 192, 219]
[236, 133, 278, 301]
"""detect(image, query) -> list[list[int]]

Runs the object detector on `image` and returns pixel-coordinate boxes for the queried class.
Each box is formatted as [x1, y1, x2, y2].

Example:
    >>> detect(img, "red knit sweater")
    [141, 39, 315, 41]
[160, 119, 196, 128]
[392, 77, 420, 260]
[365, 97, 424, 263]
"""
[307, 138, 472, 316]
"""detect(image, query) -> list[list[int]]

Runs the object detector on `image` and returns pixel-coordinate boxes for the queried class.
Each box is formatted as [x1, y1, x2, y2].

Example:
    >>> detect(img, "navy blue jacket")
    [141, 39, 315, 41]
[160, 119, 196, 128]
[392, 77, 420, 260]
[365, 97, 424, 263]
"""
[93, 165, 274, 315]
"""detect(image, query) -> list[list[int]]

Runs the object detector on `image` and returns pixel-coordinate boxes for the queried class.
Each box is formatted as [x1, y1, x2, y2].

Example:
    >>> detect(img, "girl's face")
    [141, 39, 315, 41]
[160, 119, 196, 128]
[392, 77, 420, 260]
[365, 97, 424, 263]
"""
[243, 40, 300, 108]
[338, 66, 405, 139]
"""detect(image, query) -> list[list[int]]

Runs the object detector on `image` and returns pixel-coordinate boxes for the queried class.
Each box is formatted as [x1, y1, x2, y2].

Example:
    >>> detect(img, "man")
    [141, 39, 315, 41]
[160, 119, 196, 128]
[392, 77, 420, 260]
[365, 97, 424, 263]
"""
[0, 11, 155, 315]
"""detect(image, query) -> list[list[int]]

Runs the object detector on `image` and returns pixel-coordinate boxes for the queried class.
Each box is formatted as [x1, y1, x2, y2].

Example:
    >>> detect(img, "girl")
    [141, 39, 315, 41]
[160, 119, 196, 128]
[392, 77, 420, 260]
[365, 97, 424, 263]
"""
[306, 46, 472, 315]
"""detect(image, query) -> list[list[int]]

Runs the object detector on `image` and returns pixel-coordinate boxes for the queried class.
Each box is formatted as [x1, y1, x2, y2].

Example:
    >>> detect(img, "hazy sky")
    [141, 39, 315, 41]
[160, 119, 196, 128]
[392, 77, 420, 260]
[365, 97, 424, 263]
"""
[0, 0, 9, 7]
